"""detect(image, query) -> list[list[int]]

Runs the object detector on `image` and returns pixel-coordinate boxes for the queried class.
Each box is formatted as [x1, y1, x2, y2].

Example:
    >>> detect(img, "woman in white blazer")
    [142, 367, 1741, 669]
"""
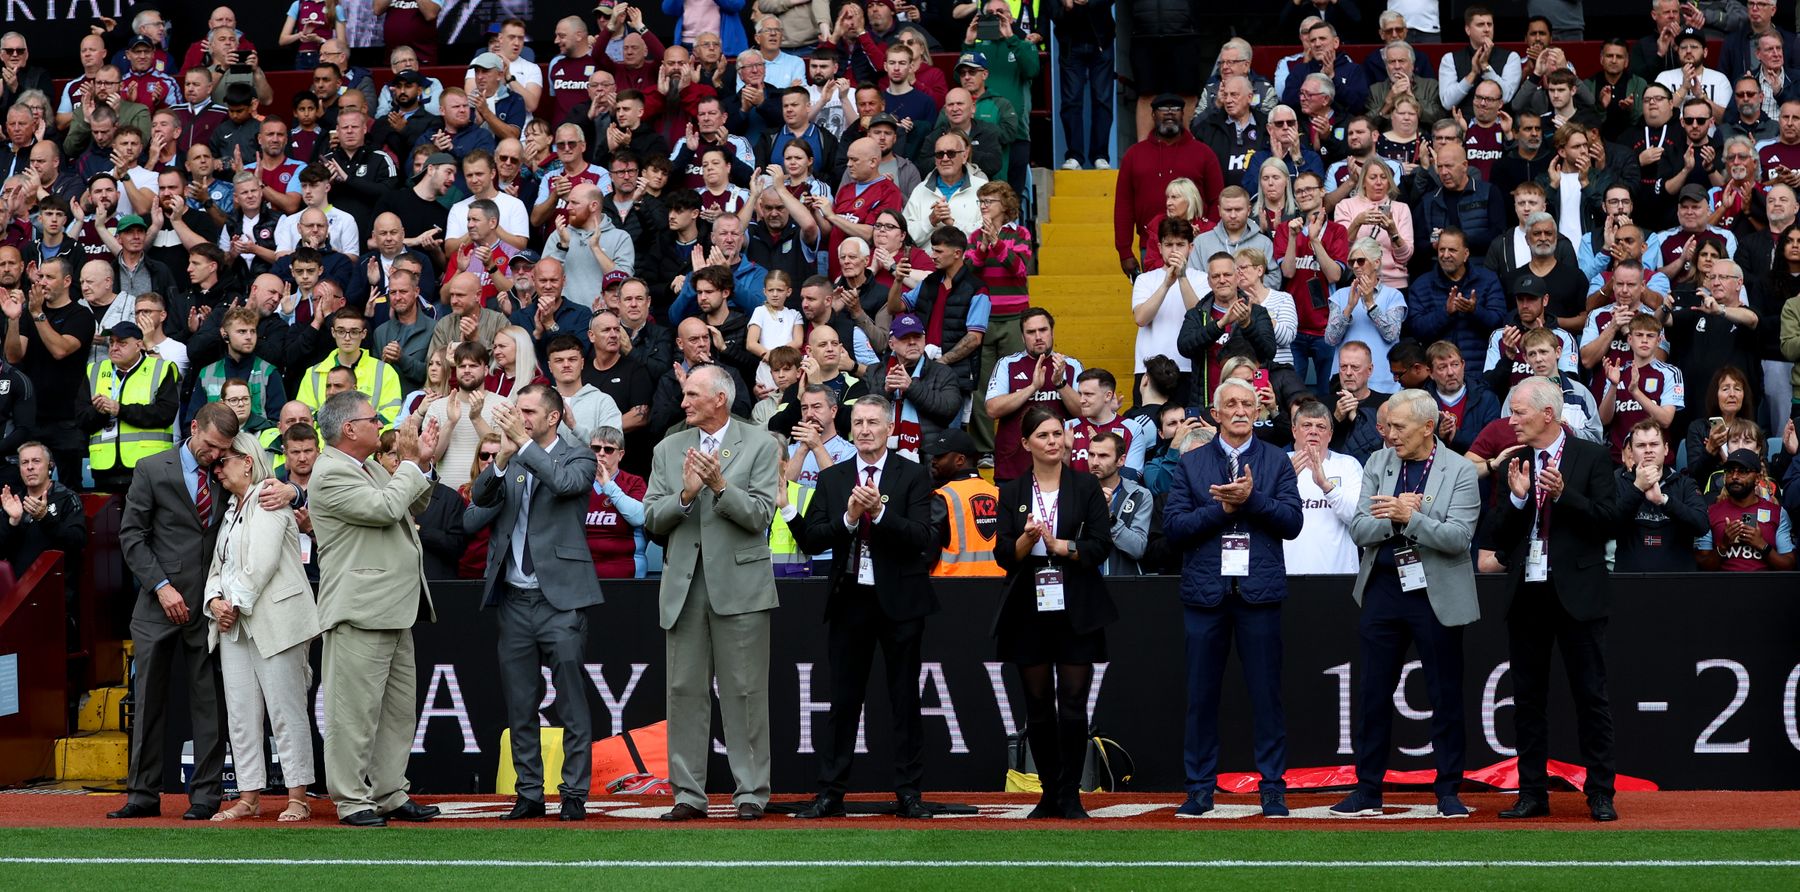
[204, 432, 322, 822]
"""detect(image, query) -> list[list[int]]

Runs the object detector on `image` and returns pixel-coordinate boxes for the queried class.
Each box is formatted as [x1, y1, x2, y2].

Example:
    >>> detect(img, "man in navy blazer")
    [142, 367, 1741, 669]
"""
[793, 396, 939, 820]
[1163, 377, 1304, 818]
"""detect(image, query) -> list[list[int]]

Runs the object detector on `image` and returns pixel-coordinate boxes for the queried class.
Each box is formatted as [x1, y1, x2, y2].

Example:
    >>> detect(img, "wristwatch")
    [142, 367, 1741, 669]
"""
[32, 312, 46, 322]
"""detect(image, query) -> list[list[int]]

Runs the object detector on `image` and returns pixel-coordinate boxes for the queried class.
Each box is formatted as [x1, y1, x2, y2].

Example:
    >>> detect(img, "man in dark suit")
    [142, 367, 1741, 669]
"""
[467, 384, 602, 822]
[1483, 375, 1620, 822]
[108, 403, 300, 820]
[794, 395, 939, 819]
[1161, 377, 1303, 818]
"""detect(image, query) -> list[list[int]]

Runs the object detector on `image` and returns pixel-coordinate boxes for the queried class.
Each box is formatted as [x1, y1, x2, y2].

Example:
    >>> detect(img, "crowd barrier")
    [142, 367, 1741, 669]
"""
[141, 574, 1800, 795]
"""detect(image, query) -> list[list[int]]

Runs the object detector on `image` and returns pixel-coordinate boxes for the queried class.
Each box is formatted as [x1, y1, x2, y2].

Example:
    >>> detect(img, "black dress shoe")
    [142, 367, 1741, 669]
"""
[559, 797, 587, 821]
[658, 802, 707, 821]
[895, 795, 931, 819]
[1588, 794, 1618, 822]
[106, 802, 160, 819]
[793, 794, 846, 819]
[339, 809, 388, 827]
[1026, 795, 1059, 819]
[1499, 796, 1551, 819]
[380, 800, 440, 822]
[501, 798, 546, 820]
[182, 803, 218, 821]
[736, 802, 764, 821]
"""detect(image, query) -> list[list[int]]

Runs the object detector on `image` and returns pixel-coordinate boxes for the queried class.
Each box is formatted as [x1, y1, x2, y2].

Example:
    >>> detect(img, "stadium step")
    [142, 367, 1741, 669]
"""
[1035, 168, 1136, 407]
[76, 686, 128, 733]
[55, 730, 128, 782]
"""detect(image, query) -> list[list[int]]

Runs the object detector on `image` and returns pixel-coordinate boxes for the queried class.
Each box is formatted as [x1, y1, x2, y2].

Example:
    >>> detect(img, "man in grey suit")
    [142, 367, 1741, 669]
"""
[309, 391, 443, 827]
[1333, 389, 1481, 820]
[467, 383, 602, 822]
[643, 363, 782, 821]
[110, 403, 301, 820]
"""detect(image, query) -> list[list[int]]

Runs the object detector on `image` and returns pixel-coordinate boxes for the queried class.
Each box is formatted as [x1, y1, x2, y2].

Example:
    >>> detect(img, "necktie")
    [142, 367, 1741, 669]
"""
[519, 472, 535, 576]
[859, 466, 877, 542]
[701, 434, 718, 455]
[195, 468, 211, 523]
[1228, 450, 1240, 481]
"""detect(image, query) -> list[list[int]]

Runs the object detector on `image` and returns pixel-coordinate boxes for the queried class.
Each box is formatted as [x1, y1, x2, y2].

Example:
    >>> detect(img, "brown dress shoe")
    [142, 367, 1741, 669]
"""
[658, 802, 707, 821]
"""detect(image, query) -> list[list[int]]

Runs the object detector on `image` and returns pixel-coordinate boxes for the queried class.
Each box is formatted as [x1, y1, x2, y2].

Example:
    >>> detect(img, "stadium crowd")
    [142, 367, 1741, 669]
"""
[0, 0, 1794, 829]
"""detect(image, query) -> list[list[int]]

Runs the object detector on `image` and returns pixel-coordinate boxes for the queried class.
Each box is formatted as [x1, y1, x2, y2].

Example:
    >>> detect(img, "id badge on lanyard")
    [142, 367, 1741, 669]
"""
[1526, 539, 1547, 582]
[857, 542, 875, 586]
[1034, 566, 1065, 612]
[1394, 547, 1427, 591]
[1222, 532, 1251, 576]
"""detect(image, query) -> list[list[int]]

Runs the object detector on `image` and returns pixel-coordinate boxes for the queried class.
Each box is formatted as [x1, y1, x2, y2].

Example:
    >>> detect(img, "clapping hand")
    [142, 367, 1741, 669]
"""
[1505, 451, 1533, 499]
[1208, 463, 1253, 512]
[0, 486, 22, 524]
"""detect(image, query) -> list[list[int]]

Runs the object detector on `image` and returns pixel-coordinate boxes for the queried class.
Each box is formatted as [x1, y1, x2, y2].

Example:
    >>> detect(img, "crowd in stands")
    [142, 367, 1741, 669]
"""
[8, 0, 1800, 598]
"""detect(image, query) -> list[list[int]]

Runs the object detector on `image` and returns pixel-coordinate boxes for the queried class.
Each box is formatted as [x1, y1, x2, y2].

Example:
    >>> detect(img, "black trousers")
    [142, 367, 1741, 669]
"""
[817, 584, 925, 798]
[1507, 580, 1616, 799]
[1353, 570, 1466, 796]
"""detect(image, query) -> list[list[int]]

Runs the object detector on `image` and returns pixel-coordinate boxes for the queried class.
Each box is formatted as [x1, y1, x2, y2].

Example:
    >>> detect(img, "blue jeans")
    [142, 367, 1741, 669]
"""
[1291, 332, 1338, 399]
[1058, 43, 1114, 166]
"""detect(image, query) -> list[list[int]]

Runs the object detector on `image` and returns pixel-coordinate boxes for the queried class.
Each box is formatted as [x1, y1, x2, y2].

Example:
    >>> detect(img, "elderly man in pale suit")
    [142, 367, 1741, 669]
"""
[467, 383, 603, 822]
[309, 391, 443, 827]
[1333, 388, 1481, 820]
[643, 363, 782, 821]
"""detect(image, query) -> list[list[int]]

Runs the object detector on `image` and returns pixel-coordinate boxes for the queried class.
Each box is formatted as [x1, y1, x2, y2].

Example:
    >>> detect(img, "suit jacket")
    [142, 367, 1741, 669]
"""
[309, 445, 435, 631]
[642, 420, 781, 629]
[1162, 436, 1304, 606]
[991, 467, 1118, 636]
[468, 436, 603, 612]
[1480, 435, 1618, 621]
[796, 450, 939, 623]
[204, 492, 320, 659]
[118, 445, 225, 626]
[891, 355, 964, 436]
[1348, 443, 1482, 628]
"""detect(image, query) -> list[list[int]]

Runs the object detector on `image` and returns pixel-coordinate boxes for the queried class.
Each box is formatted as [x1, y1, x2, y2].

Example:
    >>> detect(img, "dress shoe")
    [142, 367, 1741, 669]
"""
[736, 802, 764, 821]
[338, 809, 387, 827]
[1436, 794, 1470, 818]
[380, 800, 440, 822]
[106, 802, 160, 819]
[501, 798, 545, 820]
[658, 802, 707, 822]
[1588, 794, 1618, 822]
[1329, 789, 1383, 817]
[1499, 796, 1551, 819]
[559, 797, 587, 821]
[1026, 794, 1059, 819]
[1260, 791, 1289, 818]
[792, 794, 846, 819]
[895, 794, 932, 820]
[1058, 793, 1089, 820]
[182, 803, 218, 821]
[1175, 793, 1214, 817]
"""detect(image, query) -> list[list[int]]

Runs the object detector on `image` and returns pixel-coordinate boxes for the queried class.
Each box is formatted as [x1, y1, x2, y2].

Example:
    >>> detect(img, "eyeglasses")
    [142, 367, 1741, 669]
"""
[347, 415, 380, 427]
[1270, 119, 1297, 128]
[977, 197, 1000, 205]
[871, 222, 902, 231]
[332, 328, 365, 337]
[933, 149, 962, 158]
[222, 396, 251, 406]
[0, 48, 24, 55]
[1682, 116, 1711, 125]
[554, 140, 582, 149]
[496, 155, 521, 163]
[591, 445, 619, 454]
[1473, 94, 1501, 103]
[1736, 90, 1761, 98]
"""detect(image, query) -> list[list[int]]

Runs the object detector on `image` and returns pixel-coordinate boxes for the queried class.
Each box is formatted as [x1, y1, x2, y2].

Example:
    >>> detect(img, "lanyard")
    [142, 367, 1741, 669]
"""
[1031, 474, 1058, 537]
[1397, 446, 1435, 496]
[1645, 124, 1668, 149]
[1534, 439, 1567, 538]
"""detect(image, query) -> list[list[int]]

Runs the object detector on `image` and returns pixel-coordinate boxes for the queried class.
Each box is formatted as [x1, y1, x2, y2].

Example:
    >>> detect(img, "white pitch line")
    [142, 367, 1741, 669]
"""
[2, 857, 1798, 869]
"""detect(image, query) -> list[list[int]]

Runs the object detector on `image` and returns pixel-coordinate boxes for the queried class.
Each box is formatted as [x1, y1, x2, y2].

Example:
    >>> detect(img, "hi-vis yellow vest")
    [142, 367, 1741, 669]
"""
[932, 475, 1002, 576]
[87, 356, 175, 471]
[769, 481, 814, 574]
[296, 349, 403, 423]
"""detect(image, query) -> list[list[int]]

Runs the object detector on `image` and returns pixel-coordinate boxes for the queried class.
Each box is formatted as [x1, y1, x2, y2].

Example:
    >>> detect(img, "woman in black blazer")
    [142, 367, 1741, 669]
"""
[993, 406, 1118, 820]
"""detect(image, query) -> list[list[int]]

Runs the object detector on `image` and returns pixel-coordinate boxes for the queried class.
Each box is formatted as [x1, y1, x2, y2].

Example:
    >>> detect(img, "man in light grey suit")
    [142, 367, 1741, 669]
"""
[467, 383, 602, 822]
[1333, 388, 1481, 820]
[309, 391, 443, 827]
[643, 363, 782, 821]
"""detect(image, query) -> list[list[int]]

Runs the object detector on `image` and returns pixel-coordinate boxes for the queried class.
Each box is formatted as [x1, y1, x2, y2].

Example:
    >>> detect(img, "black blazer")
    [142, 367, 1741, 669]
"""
[1481, 435, 1618, 621]
[992, 467, 1118, 637]
[797, 451, 940, 623]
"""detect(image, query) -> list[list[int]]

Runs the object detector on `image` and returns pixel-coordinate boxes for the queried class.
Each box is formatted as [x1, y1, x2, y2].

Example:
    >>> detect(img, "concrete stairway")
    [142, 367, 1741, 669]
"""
[1031, 170, 1136, 407]
[54, 641, 130, 785]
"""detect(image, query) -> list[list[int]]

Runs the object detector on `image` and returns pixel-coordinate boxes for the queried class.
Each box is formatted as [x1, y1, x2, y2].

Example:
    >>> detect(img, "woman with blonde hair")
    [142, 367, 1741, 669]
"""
[485, 326, 543, 398]
[204, 433, 320, 823]
[1141, 177, 1211, 271]
[1332, 161, 1413, 290]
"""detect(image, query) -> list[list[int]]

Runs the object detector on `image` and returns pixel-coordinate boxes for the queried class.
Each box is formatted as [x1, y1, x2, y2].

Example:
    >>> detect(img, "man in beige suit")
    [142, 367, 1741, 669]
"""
[308, 391, 442, 827]
[643, 364, 782, 821]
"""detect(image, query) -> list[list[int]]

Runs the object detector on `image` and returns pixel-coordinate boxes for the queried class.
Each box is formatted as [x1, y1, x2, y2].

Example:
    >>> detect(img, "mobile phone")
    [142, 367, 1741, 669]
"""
[1742, 512, 1757, 527]
[1253, 369, 1271, 391]
[976, 12, 1003, 41]
[1185, 407, 1203, 420]
[1709, 416, 1724, 428]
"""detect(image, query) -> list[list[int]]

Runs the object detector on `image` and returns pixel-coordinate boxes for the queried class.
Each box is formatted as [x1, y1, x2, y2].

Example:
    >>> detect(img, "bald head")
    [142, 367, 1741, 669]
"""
[847, 137, 881, 182]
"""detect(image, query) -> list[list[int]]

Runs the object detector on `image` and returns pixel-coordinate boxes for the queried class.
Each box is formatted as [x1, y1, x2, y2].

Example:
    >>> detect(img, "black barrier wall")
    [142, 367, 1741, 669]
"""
[160, 575, 1800, 794]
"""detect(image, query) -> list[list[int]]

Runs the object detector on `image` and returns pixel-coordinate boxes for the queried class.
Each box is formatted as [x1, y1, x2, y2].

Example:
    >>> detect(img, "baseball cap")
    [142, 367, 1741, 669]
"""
[1676, 26, 1705, 45]
[109, 321, 144, 341]
[115, 214, 147, 232]
[128, 34, 156, 50]
[1723, 448, 1763, 471]
[890, 313, 925, 339]
[470, 52, 506, 71]
[424, 152, 457, 168]
[509, 249, 540, 267]
[391, 69, 428, 86]
[921, 429, 979, 458]
[1678, 183, 1710, 204]
[955, 52, 988, 72]
[867, 112, 900, 130]
[602, 269, 630, 289]
[1150, 92, 1185, 110]
[1512, 274, 1548, 298]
